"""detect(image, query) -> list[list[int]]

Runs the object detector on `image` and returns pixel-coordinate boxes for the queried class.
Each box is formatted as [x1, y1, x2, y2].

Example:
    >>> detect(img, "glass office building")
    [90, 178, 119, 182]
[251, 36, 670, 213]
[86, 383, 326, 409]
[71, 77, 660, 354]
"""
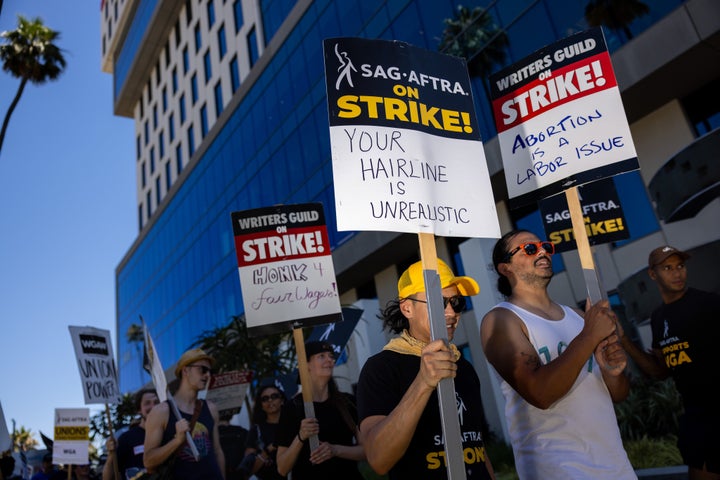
[103, 0, 720, 397]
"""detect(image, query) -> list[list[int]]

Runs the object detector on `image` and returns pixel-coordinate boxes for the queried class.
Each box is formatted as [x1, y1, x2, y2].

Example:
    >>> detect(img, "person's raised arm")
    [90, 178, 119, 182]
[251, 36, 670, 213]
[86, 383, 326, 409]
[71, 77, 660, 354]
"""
[360, 340, 455, 475]
[481, 302, 616, 409]
[594, 332, 630, 402]
[101, 436, 116, 480]
[143, 402, 186, 471]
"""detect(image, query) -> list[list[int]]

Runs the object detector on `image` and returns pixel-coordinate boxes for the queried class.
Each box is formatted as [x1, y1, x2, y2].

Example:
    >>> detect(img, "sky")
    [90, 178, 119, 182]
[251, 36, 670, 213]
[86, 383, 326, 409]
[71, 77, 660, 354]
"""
[0, 0, 136, 444]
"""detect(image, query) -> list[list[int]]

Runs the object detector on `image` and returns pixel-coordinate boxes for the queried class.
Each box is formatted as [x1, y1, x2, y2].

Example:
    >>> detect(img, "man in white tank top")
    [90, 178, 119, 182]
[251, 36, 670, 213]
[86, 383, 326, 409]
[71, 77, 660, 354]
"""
[480, 229, 636, 479]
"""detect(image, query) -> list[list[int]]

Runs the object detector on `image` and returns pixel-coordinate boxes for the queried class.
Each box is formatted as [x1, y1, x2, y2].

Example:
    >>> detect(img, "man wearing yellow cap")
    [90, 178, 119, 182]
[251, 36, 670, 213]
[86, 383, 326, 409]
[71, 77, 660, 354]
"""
[144, 348, 225, 479]
[356, 259, 495, 480]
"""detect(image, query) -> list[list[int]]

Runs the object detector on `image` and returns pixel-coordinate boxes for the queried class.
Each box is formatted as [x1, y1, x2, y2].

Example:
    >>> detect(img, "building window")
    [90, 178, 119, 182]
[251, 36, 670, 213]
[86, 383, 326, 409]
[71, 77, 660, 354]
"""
[141, 161, 147, 187]
[230, 55, 239, 93]
[155, 61, 161, 87]
[144, 120, 149, 145]
[203, 51, 212, 83]
[175, 19, 181, 47]
[233, 0, 243, 33]
[207, 0, 216, 28]
[188, 125, 195, 156]
[179, 94, 186, 124]
[138, 205, 144, 231]
[153, 104, 158, 130]
[183, 46, 189, 75]
[200, 104, 208, 138]
[156, 177, 161, 205]
[165, 161, 172, 191]
[136, 135, 141, 160]
[217, 24, 227, 60]
[164, 42, 170, 68]
[247, 27, 259, 67]
[194, 23, 201, 53]
[146, 80, 152, 102]
[146, 190, 152, 218]
[176, 144, 183, 176]
[162, 87, 167, 112]
[150, 147, 155, 174]
[191, 74, 198, 105]
[214, 80, 223, 117]
[185, 0, 193, 26]
[159, 131, 165, 159]
[169, 113, 175, 141]
[172, 67, 178, 94]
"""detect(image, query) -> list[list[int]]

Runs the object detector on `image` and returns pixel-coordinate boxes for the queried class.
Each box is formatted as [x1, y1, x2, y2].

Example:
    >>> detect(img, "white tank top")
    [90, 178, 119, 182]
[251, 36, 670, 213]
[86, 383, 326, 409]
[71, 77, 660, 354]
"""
[491, 302, 637, 479]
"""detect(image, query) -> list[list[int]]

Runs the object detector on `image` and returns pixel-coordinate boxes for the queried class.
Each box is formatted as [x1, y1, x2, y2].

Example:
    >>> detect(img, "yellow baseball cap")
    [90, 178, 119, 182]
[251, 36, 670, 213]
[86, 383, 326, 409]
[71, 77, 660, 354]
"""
[398, 259, 479, 298]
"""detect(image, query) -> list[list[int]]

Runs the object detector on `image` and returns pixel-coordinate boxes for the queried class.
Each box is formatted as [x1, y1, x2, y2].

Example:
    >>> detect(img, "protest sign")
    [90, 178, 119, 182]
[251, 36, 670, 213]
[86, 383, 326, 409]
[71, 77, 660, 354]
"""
[53, 408, 89, 464]
[323, 37, 500, 239]
[68, 326, 121, 404]
[141, 317, 167, 402]
[540, 177, 629, 253]
[231, 202, 343, 337]
[490, 27, 638, 208]
[206, 370, 253, 415]
[0, 400, 10, 452]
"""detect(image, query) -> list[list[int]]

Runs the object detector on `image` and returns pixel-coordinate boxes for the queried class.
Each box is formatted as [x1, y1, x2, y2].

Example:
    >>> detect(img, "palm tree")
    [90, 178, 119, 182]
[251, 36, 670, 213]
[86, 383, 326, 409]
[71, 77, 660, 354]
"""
[439, 5, 509, 80]
[585, 0, 650, 41]
[0, 15, 66, 155]
[11, 424, 38, 451]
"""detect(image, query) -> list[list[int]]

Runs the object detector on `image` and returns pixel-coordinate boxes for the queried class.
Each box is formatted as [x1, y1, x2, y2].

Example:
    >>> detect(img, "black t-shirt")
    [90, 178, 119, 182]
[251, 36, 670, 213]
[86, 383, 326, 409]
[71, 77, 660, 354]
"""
[244, 422, 284, 480]
[357, 349, 492, 480]
[219, 424, 248, 480]
[116, 425, 146, 476]
[276, 392, 363, 480]
[650, 288, 720, 408]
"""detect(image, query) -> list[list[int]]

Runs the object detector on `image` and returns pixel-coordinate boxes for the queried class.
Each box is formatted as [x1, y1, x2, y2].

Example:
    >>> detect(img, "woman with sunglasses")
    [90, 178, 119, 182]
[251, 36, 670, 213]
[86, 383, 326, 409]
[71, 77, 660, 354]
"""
[356, 258, 496, 479]
[276, 341, 365, 480]
[236, 384, 287, 480]
[480, 230, 635, 479]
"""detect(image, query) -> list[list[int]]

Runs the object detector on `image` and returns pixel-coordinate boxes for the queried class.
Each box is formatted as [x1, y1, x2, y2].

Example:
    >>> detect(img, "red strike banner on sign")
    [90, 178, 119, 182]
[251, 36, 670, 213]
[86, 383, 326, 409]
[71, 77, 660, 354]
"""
[231, 203, 342, 337]
[236, 226, 328, 265]
[494, 53, 616, 131]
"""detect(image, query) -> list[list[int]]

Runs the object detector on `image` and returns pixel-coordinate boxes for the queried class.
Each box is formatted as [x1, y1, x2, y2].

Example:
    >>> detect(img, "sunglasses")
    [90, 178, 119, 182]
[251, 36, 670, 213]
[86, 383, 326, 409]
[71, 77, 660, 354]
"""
[410, 295, 467, 313]
[505, 241, 555, 262]
[261, 393, 282, 402]
[187, 364, 212, 375]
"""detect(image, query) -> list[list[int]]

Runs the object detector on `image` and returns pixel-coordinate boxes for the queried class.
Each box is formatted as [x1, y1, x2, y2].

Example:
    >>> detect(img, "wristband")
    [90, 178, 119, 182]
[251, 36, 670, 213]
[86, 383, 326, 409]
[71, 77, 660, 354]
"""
[297, 433, 306, 443]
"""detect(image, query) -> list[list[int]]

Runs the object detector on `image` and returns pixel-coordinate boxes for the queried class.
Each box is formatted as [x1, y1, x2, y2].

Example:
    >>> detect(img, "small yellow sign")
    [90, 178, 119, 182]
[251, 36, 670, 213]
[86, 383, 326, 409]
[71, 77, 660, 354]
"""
[54, 426, 89, 441]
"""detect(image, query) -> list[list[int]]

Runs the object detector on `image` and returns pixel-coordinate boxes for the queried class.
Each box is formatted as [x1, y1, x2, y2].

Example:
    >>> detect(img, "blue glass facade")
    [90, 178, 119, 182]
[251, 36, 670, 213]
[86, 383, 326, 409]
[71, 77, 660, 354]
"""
[115, 0, 687, 392]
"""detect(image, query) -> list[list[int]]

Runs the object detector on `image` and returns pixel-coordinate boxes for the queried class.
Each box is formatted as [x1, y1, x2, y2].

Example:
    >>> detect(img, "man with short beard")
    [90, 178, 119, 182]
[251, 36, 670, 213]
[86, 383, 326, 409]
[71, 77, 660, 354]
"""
[481, 229, 635, 479]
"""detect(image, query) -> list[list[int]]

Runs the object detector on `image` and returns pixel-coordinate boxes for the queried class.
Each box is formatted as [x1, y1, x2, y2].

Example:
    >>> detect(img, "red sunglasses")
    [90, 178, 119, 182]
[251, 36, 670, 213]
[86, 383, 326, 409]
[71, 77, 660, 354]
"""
[504, 241, 555, 262]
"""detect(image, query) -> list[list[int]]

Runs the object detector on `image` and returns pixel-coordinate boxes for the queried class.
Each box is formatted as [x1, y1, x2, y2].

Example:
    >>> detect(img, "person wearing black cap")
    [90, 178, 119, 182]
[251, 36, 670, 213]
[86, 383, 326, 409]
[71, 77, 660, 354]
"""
[143, 348, 225, 479]
[356, 258, 495, 479]
[275, 341, 365, 479]
[620, 245, 720, 480]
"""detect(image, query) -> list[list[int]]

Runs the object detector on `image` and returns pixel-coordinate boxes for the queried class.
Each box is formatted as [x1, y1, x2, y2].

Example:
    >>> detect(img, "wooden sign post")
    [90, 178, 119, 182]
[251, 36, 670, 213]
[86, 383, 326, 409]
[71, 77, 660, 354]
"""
[293, 328, 320, 451]
[565, 187, 607, 304]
